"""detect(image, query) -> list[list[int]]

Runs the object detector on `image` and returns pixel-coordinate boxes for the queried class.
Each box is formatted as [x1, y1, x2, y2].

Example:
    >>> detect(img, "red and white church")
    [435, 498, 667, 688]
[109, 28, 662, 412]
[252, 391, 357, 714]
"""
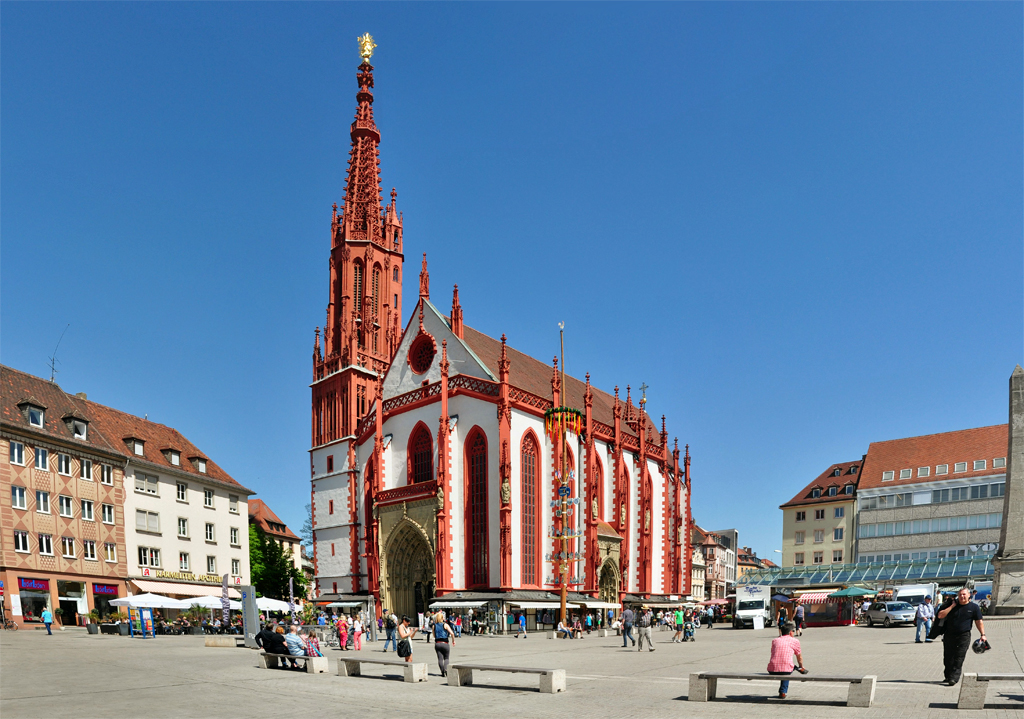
[309, 50, 692, 619]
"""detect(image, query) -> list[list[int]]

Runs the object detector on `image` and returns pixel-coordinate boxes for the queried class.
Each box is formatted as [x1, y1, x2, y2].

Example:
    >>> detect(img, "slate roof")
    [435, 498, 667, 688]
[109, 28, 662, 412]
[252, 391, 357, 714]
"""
[1, 364, 250, 492]
[780, 460, 862, 508]
[462, 326, 658, 443]
[249, 498, 300, 541]
[857, 424, 1007, 491]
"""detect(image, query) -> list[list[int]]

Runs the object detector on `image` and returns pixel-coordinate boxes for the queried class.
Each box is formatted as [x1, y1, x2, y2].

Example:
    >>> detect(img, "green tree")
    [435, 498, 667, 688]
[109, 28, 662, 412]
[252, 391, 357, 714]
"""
[250, 525, 306, 600]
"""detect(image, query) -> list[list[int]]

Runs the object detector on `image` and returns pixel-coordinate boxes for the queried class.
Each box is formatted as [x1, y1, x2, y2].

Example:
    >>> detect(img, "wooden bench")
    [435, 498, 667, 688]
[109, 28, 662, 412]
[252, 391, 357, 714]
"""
[258, 652, 329, 674]
[337, 657, 427, 683]
[447, 664, 565, 693]
[688, 672, 876, 707]
[958, 673, 1024, 709]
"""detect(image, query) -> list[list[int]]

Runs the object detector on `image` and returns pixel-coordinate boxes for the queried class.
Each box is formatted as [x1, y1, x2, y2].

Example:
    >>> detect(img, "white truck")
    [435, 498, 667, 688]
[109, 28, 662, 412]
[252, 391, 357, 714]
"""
[733, 585, 773, 629]
[894, 583, 938, 607]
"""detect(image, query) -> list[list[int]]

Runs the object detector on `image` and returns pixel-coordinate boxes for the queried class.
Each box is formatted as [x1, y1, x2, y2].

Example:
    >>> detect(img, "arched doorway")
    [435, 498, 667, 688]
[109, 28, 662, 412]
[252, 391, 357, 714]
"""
[383, 521, 435, 620]
[599, 559, 619, 605]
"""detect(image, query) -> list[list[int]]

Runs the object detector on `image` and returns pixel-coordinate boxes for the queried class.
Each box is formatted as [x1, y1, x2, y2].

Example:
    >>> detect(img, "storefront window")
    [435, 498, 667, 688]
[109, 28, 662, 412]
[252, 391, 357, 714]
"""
[92, 584, 119, 618]
[17, 578, 51, 622]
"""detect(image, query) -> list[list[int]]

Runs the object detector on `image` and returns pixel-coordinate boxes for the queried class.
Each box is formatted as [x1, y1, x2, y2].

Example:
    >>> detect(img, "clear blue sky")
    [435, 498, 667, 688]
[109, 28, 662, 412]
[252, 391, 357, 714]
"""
[3, 3, 1021, 563]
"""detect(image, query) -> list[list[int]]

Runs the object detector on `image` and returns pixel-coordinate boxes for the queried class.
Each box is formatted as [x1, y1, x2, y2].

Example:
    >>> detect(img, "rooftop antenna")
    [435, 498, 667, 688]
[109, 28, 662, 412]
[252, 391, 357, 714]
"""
[48, 324, 70, 383]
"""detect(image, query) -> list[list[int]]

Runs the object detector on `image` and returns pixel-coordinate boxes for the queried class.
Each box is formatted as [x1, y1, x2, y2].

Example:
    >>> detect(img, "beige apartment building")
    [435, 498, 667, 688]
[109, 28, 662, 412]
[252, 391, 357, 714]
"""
[779, 460, 861, 568]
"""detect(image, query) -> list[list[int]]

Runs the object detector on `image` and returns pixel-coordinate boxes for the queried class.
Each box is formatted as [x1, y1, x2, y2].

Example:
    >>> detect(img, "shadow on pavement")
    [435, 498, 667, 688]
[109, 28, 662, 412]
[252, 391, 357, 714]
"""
[672, 694, 845, 707]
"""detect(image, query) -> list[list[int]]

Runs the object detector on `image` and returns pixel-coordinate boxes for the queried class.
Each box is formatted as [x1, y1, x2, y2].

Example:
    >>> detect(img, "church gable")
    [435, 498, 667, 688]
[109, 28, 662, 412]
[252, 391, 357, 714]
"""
[382, 299, 495, 398]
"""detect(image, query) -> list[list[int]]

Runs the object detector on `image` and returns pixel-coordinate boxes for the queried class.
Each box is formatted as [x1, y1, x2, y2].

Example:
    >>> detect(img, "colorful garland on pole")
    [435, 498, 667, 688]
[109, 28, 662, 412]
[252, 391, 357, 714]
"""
[544, 407, 584, 442]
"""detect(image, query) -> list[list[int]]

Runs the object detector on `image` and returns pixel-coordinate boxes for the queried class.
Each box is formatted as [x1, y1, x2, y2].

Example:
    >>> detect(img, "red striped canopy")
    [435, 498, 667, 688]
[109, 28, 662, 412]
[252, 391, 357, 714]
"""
[796, 591, 840, 605]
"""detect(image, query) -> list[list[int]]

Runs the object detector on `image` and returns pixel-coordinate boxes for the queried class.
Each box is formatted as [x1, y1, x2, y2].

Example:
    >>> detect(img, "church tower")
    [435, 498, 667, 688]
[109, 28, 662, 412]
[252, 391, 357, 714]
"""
[312, 35, 404, 447]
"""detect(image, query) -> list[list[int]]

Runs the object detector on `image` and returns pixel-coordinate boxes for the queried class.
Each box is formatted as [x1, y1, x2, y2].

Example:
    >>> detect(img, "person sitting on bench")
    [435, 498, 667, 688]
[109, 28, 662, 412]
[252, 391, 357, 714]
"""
[556, 620, 572, 639]
[767, 622, 808, 699]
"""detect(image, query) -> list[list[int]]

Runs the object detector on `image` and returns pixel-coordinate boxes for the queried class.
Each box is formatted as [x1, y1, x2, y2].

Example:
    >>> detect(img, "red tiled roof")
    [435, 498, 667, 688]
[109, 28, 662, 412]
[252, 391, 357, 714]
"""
[1, 364, 250, 491]
[462, 326, 658, 443]
[2, 365, 123, 458]
[780, 460, 862, 508]
[858, 424, 1007, 491]
[249, 498, 300, 541]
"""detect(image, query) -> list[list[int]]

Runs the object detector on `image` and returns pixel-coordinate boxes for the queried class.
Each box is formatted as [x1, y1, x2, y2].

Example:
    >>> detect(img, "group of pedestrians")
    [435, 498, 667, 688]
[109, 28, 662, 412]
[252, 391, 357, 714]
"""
[254, 622, 324, 668]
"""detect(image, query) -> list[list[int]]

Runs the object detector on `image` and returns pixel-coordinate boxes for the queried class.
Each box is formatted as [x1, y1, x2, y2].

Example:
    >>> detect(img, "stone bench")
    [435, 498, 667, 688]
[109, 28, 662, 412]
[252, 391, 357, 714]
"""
[337, 657, 427, 683]
[688, 672, 876, 707]
[205, 635, 245, 648]
[447, 663, 565, 693]
[545, 630, 575, 639]
[258, 652, 329, 674]
[958, 673, 1024, 709]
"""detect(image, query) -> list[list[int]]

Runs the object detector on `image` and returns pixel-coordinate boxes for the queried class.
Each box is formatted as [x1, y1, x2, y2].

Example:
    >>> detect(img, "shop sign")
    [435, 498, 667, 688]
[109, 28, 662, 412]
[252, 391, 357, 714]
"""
[93, 584, 119, 596]
[153, 570, 220, 583]
[18, 578, 49, 591]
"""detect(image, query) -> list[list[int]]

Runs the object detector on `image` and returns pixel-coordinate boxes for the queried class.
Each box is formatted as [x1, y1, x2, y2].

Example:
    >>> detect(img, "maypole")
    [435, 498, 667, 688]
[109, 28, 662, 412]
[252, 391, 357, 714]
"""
[545, 322, 584, 625]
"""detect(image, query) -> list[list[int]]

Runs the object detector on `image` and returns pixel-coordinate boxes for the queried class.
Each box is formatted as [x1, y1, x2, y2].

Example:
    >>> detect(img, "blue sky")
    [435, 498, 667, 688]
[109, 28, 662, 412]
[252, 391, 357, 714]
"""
[3, 3, 1021, 563]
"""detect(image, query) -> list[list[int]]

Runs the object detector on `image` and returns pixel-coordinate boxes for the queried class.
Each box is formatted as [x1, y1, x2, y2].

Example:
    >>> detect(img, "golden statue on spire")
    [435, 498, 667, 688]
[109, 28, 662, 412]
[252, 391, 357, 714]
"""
[358, 33, 376, 62]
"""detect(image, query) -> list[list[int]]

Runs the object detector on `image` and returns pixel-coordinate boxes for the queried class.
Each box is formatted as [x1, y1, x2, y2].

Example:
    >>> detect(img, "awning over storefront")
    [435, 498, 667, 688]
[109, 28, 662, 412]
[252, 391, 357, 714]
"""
[796, 592, 839, 605]
[131, 579, 240, 599]
[510, 601, 563, 609]
[429, 601, 487, 608]
[572, 601, 620, 609]
[325, 602, 364, 608]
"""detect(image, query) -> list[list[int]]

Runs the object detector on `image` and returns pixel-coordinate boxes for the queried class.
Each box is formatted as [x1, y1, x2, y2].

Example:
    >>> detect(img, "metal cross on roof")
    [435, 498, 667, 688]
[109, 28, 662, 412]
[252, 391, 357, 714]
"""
[639, 382, 649, 408]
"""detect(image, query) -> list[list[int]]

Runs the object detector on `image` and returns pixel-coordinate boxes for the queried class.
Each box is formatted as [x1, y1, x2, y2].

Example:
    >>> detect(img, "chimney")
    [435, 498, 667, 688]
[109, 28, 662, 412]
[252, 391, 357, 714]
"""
[75, 392, 87, 400]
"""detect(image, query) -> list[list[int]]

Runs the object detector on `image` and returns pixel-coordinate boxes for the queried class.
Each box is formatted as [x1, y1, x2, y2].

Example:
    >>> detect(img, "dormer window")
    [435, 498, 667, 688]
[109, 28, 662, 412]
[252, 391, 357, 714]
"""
[191, 456, 208, 474]
[828, 486, 837, 496]
[73, 421, 87, 440]
[18, 397, 47, 428]
[849, 466, 858, 474]
[134, 440, 145, 456]
[811, 488, 822, 498]
[844, 484, 854, 494]
[833, 468, 841, 477]
[163, 449, 181, 466]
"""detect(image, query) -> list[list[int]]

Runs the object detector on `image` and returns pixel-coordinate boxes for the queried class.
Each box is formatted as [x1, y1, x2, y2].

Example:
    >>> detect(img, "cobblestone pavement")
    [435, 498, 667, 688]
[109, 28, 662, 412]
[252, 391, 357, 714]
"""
[1, 620, 1021, 718]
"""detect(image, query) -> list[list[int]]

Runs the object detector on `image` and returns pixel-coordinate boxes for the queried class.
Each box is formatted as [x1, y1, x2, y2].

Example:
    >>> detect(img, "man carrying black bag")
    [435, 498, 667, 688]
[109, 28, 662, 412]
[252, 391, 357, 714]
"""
[935, 588, 987, 686]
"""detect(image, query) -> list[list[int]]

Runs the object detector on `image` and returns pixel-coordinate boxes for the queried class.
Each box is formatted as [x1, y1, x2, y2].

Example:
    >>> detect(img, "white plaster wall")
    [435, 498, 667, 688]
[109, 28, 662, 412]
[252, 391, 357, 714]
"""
[123, 464, 250, 587]
[648, 459, 666, 594]
[383, 301, 494, 399]
[380, 402, 445, 489]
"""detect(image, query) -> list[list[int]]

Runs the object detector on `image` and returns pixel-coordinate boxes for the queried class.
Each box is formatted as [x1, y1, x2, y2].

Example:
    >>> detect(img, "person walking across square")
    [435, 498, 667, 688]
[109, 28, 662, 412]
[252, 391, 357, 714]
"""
[767, 622, 807, 699]
[636, 607, 655, 652]
[42, 608, 53, 635]
[936, 588, 986, 686]
[621, 607, 636, 648]
[915, 596, 935, 644]
[382, 610, 398, 652]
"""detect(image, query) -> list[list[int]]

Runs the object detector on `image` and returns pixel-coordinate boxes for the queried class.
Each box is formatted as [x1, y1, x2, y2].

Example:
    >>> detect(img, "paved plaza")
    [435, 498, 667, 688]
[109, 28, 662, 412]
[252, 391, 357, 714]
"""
[1, 620, 1021, 719]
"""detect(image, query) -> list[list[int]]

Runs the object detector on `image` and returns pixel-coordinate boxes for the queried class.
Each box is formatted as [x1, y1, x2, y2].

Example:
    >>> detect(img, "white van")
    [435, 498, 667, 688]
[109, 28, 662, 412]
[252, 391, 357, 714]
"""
[894, 584, 938, 607]
[733, 585, 773, 628]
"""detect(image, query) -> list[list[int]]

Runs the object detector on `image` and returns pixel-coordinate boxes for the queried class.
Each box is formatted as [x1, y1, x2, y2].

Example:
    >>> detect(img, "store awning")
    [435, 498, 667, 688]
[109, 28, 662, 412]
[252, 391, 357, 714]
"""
[510, 601, 564, 609]
[325, 602, 364, 608]
[796, 592, 839, 605]
[131, 579, 240, 599]
[572, 601, 620, 609]
[429, 601, 487, 608]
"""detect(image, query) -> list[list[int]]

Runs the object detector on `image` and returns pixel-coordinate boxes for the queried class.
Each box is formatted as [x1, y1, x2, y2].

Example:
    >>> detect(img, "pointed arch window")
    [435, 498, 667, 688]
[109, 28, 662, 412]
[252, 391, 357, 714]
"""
[466, 430, 489, 587]
[372, 264, 381, 353]
[521, 433, 539, 586]
[353, 261, 365, 348]
[409, 425, 433, 484]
